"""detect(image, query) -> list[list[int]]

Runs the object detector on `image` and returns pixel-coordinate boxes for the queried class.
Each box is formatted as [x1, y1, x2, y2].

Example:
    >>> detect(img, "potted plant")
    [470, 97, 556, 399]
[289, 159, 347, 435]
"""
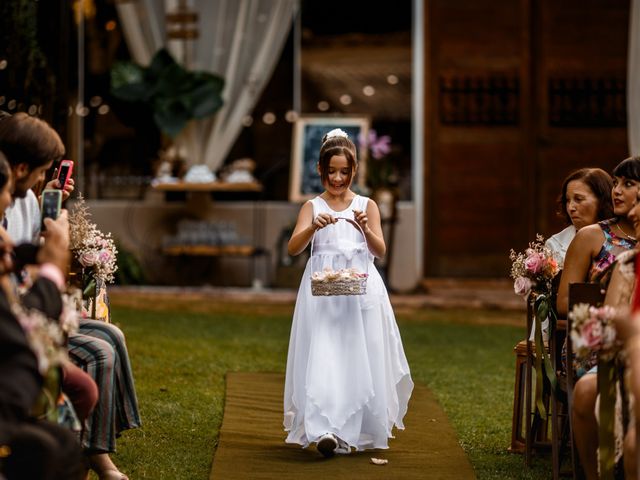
[110, 49, 225, 177]
[110, 48, 224, 138]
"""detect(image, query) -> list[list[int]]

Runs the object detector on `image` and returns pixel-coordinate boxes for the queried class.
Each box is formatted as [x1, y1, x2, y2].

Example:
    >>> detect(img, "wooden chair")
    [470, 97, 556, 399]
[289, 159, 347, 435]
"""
[510, 301, 550, 459]
[511, 271, 564, 464]
[549, 282, 605, 480]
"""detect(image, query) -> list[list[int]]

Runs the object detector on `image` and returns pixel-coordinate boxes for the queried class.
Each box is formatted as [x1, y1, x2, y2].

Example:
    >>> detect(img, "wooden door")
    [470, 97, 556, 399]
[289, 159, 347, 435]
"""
[424, 0, 629, 277]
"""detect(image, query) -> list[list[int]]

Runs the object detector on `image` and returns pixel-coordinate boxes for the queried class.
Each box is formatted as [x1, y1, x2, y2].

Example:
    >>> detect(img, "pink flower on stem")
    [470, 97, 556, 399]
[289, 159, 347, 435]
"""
[359, 130, 392, 160]
[524, 252, 545, 275]
[581, 314, 603, 351]
[98, 249, 112, 264]
[79, 252, 99, 267]
[513, 276, 533, 296]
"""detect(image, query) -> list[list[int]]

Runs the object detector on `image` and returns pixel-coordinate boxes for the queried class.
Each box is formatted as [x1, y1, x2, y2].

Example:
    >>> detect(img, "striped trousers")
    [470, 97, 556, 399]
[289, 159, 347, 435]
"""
[68, 320, 141, 452]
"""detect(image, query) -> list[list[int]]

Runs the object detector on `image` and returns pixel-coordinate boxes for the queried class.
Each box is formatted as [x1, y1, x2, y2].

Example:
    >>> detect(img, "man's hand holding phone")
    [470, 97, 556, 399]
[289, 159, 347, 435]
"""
[45, 159, 74, 201]
[38, 209, 70, 274]
[40, 189, 62, 231]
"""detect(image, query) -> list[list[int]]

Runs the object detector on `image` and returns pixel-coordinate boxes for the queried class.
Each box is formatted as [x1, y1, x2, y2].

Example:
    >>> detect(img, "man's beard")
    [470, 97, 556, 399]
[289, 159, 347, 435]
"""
[11, 181, 29, 199]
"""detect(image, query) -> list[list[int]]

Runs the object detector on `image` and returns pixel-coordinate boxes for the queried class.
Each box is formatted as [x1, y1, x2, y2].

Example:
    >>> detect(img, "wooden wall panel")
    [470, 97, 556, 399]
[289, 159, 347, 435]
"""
[535, 0, 629, 237]
[433, 142, 524, 251]
[426, 0, 531, 277]
[424, 0, 630, 278]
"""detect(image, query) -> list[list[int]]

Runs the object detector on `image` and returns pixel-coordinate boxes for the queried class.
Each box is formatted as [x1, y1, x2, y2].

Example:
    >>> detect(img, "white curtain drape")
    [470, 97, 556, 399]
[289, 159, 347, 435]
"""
[115, 0, 298, 171]
[628, 0, 640, 156]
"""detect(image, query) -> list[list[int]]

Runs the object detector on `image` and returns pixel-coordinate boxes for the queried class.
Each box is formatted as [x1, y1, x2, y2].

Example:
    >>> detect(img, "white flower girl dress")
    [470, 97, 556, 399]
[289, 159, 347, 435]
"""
[283, 195, 413, 451]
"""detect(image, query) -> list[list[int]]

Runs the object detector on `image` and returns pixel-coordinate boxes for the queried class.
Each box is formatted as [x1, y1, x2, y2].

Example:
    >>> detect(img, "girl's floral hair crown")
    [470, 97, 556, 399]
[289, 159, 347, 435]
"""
[322, 128, 349, 144]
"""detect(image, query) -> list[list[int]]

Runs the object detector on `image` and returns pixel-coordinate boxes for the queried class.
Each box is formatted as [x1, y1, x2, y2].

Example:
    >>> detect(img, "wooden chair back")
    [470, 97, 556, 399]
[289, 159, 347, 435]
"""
[563, 282, 605, 479]
[567, 282, 606, 384]
[521, 270, 562, 466]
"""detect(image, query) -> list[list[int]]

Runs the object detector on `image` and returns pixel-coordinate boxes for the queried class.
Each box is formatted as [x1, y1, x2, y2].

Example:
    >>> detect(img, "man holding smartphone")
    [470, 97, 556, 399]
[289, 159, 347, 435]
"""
[0, 112, 74, 244]
[0, 112, 140, 480]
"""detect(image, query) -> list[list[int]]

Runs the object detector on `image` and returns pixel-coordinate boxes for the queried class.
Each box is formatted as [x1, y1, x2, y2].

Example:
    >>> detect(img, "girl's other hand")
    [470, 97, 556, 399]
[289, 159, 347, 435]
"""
[312, 213, 337, 230]
[352, 209, 370, 233]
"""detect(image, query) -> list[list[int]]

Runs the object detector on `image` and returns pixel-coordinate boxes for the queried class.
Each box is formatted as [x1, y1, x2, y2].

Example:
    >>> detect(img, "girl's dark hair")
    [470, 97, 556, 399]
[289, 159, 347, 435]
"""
[0, 112, 64, 170]
[317, 133, 357, 185]
[558, 168, 614, 224]
[0, 151, 11, 191]
[612, 156, 640, 181]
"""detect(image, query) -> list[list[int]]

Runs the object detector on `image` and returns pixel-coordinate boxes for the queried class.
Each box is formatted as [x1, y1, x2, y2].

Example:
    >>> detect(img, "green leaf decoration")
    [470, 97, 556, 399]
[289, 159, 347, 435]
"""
[109, 48, 224, 137]
[531, 293, 559, 419]
[110, 62, 151, 102]
[83, 277, 97, 299]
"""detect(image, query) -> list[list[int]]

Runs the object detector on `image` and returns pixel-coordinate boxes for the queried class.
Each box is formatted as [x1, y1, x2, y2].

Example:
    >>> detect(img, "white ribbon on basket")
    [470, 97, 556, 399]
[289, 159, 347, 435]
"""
[312, 242, 367, 261]
[310, 217, 370, 265]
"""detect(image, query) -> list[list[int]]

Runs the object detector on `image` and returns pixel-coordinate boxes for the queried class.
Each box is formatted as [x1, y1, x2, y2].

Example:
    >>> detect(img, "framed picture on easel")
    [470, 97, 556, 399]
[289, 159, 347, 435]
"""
[289, 116, 370, 202]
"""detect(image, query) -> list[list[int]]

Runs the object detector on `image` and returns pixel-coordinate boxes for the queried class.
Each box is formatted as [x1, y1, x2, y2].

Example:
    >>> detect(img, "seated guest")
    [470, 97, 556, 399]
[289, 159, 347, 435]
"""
[0, 150, 98, 426]
[614, 312, 640, 480]
[0, 113, 140, 480]
[530, 168, 614, 341]
[0, 202, 84, 480]
[557, 159, 640, 317]
[0, 112, 73, 243]
[546, 168, 614, 263]
[557, 156, 640, 480]
[605, 193, 640, 479]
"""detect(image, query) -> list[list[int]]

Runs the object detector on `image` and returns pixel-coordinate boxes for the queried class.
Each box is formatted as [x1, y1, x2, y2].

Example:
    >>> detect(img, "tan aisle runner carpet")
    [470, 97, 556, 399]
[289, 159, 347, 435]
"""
[209, 372, 476, 480]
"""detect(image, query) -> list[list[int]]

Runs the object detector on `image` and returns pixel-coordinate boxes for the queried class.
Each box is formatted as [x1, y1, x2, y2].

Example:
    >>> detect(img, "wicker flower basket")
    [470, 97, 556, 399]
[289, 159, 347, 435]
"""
[311, 276, 367, 296]
[310, 218, 369, 297]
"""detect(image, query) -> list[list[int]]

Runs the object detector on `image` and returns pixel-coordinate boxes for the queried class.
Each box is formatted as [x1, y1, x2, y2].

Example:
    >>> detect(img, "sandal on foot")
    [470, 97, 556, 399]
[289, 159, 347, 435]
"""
[316, 433, 338, 458]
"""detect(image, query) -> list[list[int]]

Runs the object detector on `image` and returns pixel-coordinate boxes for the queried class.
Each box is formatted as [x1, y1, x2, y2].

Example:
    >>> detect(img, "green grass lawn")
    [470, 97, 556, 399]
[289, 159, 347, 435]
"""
[106, 302, 552, 479]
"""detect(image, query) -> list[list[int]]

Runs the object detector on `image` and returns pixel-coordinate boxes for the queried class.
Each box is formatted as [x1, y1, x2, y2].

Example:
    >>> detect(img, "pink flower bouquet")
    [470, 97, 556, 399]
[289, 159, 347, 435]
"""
[509, 234, 560, 298]
[69, 196, 118, 284]
[569, 303, 620, 362]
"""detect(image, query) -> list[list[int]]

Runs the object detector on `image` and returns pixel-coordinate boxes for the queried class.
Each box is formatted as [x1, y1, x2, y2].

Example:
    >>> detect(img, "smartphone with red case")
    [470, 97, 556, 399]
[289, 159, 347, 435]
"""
[56, 160, 74, 190]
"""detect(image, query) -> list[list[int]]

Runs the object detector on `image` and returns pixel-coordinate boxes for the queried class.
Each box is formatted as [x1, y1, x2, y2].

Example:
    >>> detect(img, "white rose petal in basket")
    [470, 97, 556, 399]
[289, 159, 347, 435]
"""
[311, 267, 368, 296]
[310, 218, 369, 296]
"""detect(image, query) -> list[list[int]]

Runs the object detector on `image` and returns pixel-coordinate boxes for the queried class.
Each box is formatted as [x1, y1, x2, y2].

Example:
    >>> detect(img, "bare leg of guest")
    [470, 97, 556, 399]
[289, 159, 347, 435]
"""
[572, 374, 599, 480]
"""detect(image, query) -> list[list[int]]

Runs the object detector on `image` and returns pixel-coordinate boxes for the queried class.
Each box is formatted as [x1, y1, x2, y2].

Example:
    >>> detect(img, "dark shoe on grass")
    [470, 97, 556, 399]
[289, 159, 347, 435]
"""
[316, 434, 338, 458]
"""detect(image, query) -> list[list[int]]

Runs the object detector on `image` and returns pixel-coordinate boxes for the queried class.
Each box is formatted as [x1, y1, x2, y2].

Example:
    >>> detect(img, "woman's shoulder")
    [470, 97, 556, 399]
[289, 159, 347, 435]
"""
[569, 223, 606, 251]
[574, 223, 605, 239]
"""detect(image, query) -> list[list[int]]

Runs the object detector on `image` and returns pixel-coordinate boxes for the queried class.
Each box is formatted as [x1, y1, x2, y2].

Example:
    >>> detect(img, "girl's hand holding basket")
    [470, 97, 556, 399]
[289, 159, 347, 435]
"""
[312, 213, 338, 230]
[352, 209, 371, 234]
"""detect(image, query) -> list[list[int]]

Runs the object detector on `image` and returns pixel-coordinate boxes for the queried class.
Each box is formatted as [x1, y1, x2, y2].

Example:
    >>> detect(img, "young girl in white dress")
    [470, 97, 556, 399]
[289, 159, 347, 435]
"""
[283, 128, 413, 457]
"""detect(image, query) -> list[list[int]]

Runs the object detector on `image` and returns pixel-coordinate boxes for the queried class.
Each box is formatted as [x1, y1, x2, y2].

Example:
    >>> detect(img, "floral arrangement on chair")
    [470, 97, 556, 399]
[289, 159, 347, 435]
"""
[15, 306, 69, 375]
[509, 234, 561, 417]
[69, 195, 118, 321]
[569, 303, 620, 363]
[14, 296, 79, 422]
[568, 303, 623, 476]
[509, 234, 560, 299]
